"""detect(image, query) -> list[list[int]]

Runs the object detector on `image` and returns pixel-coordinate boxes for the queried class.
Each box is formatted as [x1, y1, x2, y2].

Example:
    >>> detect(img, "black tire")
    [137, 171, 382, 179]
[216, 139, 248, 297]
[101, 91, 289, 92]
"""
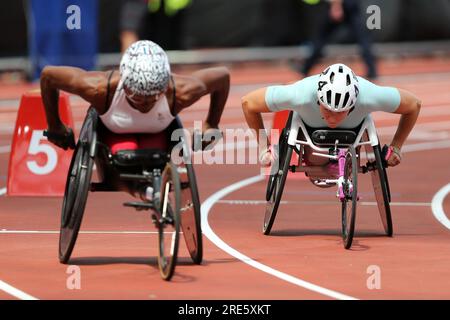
[265, 112, 293, 201]
[341, 146, 358, 249]
[158, 162, 181, 281]
[179, 162, 203, 264]
[372, 145, 393, 236]
[59, 109, 97, 263]
[263, 141, 293, 235]
[265, 128, 287, 201]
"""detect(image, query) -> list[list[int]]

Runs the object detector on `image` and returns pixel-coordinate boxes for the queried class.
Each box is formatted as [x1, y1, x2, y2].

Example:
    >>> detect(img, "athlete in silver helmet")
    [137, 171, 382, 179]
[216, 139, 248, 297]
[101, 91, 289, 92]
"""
[41, 40, 230, 149]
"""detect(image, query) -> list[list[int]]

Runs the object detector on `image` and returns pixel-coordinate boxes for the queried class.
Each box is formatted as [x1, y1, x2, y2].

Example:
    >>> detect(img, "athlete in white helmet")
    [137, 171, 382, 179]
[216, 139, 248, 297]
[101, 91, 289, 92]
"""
[41, 40, 230, 150]
[242, 63, 421, 168]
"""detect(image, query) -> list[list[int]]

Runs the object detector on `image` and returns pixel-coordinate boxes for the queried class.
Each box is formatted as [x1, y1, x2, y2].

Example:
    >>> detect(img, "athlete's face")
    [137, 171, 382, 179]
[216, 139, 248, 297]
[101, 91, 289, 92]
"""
[319, 104, 349, 128]
[124, 86, 162, 113]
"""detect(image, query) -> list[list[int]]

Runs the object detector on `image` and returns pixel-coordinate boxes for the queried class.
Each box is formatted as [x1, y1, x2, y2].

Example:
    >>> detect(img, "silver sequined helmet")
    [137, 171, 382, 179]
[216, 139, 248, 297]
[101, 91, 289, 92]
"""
[120, 40, 171, 96]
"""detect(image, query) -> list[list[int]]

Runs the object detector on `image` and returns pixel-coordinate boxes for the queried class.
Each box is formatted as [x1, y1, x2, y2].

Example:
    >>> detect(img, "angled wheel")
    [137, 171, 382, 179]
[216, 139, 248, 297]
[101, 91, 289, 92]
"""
[263, 131, 293, 235]
[59, 108, 97, 263]
[158, 162, 181, 281]
[341, 146, 358, 249]
[371, 144, 393, 236]
[179, 161, 203, 265]
[265, 129, 287, 201]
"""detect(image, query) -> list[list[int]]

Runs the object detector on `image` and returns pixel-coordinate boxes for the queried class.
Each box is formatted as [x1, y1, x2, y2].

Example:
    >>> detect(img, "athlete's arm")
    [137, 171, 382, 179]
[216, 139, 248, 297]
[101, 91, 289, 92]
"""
[40, 66, 107, 133]
[173, 67, 229, 150]
[189, 67, 230, 129]
[390, 88, 422, 150]
[241, 87, 271, 147]
[362, 78, 421, 166]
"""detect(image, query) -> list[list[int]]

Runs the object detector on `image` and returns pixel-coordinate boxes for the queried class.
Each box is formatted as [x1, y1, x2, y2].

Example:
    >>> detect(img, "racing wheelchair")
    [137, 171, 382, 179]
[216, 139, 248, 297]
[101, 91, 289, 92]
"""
[264, 111, 393, 249]
[55, 107, 202, 280]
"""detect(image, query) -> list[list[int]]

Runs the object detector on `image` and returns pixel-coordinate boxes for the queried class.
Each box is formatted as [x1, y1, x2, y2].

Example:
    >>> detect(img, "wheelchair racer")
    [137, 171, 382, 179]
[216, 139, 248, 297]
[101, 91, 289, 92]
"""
[41, 40, 230, 152]
[241, 63, 421, 167]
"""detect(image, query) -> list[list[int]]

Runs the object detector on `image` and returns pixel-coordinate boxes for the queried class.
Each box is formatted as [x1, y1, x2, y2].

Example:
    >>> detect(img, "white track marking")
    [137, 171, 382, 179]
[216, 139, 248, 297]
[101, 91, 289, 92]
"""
[0, 230, 161, 235]
[201, 175, 357, 300]
[3, 124, 450, 155]
[0, 145, 10, 154]
[0, 104, 449, 299]
[0, 229, 180, 235]
[0, 280, 38, 300]
[401, 140, 450, 153]
[217, 200, 431, 206]
[431, 184, 450, 230]
[0, 189, 38, 300]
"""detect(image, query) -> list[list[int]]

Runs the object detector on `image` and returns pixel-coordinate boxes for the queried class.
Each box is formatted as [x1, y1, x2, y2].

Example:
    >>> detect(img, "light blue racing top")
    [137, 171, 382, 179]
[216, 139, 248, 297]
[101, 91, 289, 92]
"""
[265, 75, 401, 128]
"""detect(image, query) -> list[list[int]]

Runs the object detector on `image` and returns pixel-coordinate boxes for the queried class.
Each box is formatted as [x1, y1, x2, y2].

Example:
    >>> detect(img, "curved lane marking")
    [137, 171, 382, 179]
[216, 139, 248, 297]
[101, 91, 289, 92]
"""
[201, 175, 357, 300]
[431, 183, 450, 230]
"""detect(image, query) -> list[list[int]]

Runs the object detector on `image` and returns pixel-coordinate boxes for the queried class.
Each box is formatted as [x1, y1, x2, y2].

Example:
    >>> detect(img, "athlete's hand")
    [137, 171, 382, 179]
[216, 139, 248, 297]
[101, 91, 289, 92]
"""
[384, 144, 402, 167]
[202, 125, 223, 151]
[259, 145, 279, 168]
[192, 123, 223, 151]
[44, 124, 76, 150]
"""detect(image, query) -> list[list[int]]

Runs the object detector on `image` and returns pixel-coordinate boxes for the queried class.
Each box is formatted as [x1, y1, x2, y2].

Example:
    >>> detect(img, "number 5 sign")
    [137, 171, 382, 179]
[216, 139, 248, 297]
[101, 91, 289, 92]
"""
[27, 130, 58, 175]
[7, 91, 74, 196]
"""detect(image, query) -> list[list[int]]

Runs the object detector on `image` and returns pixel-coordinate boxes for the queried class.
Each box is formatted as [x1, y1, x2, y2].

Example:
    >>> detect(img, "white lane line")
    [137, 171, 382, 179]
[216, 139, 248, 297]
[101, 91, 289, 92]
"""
[1, 114, 450, 150]
[5, 129, 448, 156]
[0, 145, 10, 154]
[401, 140, 450, 153]
[0, 280, 38, 300]
[431, 183, 450, 230]
[0, 99, 20, 107]
[201, 175, 357, 300]
[0, 188, 39, 300]
[0, 230, 160, 235]
[217, 200, 431, 206]
[7, 138, 442, 156]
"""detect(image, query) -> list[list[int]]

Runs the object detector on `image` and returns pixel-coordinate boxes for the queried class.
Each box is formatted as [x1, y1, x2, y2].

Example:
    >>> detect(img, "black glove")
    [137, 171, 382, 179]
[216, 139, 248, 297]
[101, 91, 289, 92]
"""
[43, 128, 76, 150]
[192, 128, 223, 152]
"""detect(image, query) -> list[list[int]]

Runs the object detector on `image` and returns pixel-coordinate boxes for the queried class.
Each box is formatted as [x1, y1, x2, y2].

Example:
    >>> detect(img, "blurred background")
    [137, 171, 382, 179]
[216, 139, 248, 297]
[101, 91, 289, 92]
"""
[0, 0, 449, 80]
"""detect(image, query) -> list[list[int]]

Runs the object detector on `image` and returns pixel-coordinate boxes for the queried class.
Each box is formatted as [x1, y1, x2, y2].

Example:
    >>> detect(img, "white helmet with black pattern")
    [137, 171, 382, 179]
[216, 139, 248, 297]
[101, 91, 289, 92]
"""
[317, 63, 359, 112]
[120, 40, 171, 96]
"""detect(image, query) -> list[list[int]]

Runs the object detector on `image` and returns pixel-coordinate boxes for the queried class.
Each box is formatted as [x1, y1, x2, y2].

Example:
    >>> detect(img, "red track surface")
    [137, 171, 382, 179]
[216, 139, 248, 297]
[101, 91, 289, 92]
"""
[1, 57, 450, 299]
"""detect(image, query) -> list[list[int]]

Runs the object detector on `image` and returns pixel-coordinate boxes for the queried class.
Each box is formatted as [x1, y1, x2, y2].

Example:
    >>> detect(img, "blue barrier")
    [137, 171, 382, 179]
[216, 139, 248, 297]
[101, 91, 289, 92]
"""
[28, 0, 98, 80]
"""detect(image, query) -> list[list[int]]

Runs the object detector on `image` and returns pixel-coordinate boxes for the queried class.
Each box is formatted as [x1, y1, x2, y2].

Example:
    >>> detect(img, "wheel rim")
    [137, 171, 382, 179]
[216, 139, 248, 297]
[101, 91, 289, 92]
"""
[180, 163, 202, 264]
[263, 146, 292, 234]
[61, 144, 82, 228]
[264, 176, 277, 231]
[342, 148, 357, 248]
[371, 145, 393, 236]
[59, 109, 97, 263]
[158, 164, 180, 280]
[159, 197, 177, 273]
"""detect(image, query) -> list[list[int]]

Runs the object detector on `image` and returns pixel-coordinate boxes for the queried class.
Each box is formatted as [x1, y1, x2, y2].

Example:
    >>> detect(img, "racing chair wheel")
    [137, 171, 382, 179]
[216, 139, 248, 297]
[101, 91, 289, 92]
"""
[158, 162, 181, 281]
[371, 144, 393, 237]
[59, 108, 97, 263]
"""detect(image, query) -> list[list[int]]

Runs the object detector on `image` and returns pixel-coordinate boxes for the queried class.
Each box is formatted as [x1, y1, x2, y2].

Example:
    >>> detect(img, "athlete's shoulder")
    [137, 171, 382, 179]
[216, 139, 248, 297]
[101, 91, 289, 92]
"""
[273, 74, 319, 94]
[292, 74, 319, 88]
[355, 76, 401, 113]
[172, 73, 206, 94]
[265, 75, 318, 112]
